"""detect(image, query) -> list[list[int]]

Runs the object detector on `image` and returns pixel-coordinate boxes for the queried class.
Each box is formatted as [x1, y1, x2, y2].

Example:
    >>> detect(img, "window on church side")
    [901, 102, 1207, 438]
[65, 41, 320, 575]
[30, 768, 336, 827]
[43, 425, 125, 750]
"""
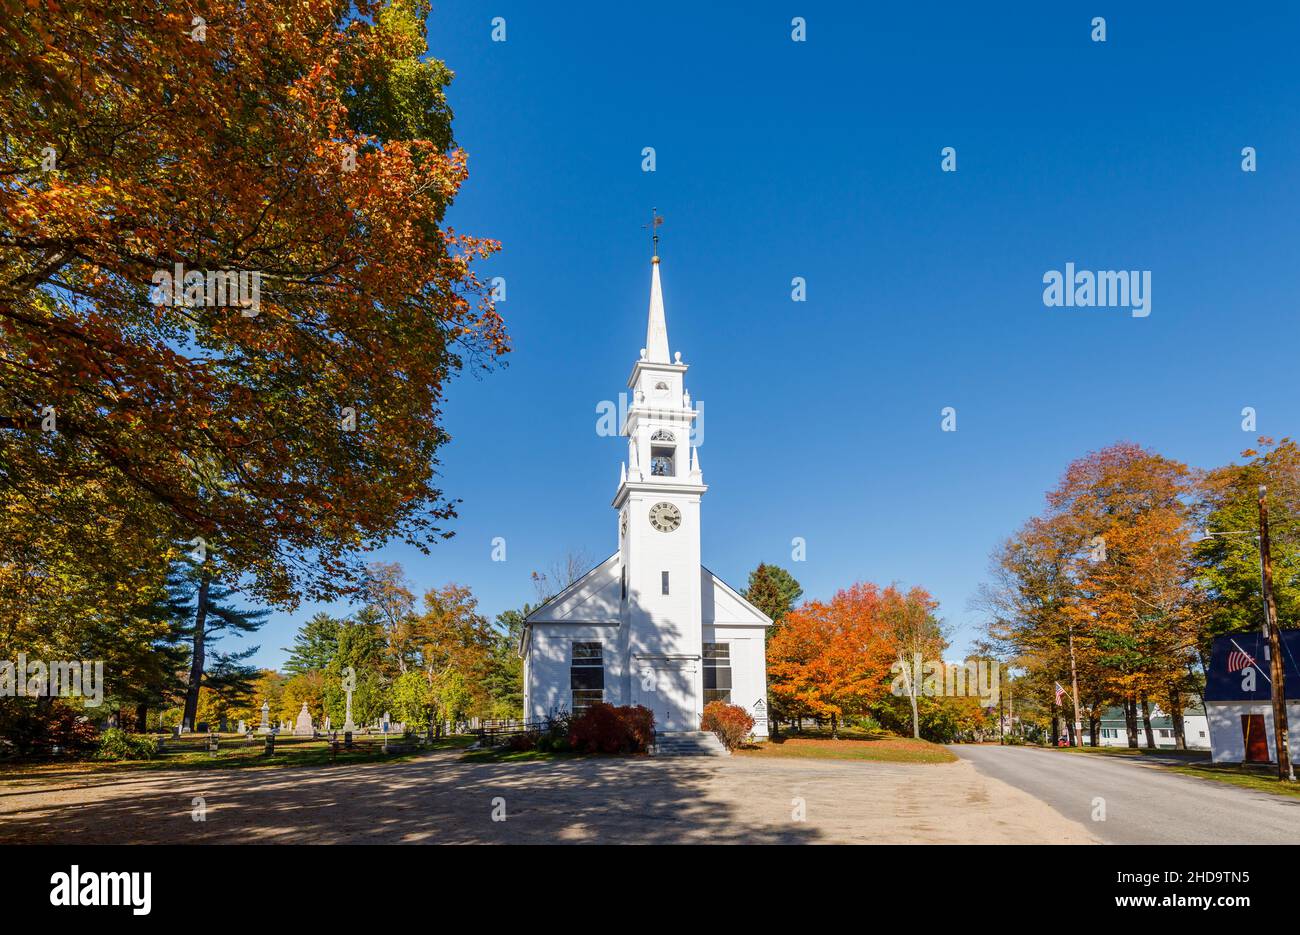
[661, 571, 669, 595]
[570, 642, 604, 714]
[703, 643, 732, 705]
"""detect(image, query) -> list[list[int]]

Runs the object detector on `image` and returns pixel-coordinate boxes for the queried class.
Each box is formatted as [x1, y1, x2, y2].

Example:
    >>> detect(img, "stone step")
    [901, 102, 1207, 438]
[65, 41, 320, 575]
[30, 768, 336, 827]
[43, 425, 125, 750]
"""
[653, 731, 729, 757]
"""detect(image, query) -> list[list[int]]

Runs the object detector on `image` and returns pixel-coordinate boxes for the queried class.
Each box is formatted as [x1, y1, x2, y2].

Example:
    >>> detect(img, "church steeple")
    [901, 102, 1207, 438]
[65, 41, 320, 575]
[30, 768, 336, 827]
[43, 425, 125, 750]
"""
[644, 256, 670, 364]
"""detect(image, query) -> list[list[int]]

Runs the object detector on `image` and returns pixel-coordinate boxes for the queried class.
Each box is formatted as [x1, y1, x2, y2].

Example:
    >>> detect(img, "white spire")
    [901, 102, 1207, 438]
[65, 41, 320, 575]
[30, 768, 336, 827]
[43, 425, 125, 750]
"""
[644, 257, 670, 363]
[690, 445, 702, 479]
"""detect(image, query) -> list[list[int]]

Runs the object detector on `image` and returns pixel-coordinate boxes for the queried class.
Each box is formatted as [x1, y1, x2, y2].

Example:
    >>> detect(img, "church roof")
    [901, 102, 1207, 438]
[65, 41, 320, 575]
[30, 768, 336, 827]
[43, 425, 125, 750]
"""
[518, 554, 772, 656]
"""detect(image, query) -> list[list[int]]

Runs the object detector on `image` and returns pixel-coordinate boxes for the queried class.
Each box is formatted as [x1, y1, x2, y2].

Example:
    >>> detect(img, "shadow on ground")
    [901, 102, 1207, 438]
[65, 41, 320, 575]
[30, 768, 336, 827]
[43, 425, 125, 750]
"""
[0, 749, 821, 844]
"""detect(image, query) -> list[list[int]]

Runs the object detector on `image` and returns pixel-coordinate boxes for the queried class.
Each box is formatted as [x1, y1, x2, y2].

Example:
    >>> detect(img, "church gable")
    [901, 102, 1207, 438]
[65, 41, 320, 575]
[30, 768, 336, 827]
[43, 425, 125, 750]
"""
[701, 566, 772, 627]
[525, 553, 622, 624]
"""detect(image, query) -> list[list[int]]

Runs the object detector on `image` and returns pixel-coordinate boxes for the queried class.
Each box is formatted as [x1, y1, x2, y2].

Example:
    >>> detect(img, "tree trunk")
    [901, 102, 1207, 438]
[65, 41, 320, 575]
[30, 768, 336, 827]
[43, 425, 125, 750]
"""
[182, 574, 211, 732]
[1168, 684, 1187, 750]
[909, 688, 920, 739]
[1051, 714, 1060, 746]
[1140, 694, 1156, 749]
[830, 712, 839, 740]
[1089, 715, 1100, 746]
[1065, 720, 1076, 745]
[1124, 697, 1139, 747]
[134, 703, 148, 733]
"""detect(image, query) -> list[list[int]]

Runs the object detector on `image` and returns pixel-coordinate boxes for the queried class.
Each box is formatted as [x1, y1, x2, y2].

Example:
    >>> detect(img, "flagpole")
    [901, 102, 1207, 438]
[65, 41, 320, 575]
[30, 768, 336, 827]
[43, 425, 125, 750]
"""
[1068, 622, 1084, 747]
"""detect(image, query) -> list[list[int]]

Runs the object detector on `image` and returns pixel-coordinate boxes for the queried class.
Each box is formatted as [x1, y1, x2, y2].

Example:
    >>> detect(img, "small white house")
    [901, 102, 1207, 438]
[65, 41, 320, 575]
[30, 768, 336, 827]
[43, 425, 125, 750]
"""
[1085, 706, 1210, 749]
[518, 255, 771, 736]
[1204, 631, 1300, 764]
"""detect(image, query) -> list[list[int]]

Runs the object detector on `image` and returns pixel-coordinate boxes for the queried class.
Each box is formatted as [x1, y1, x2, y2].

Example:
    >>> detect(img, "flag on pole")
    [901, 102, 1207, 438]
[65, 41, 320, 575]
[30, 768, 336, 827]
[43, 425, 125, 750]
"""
[1054, 682, 1066, 706]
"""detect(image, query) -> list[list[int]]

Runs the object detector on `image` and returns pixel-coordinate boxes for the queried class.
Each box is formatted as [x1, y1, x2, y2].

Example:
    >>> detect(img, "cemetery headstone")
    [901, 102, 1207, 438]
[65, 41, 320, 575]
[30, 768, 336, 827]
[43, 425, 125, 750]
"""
[294, 703, 314, 736]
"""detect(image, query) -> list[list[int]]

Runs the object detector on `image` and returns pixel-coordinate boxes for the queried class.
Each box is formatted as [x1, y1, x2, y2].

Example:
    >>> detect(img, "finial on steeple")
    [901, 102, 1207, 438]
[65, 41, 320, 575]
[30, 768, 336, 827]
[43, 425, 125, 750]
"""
[643, 208, 664, 262]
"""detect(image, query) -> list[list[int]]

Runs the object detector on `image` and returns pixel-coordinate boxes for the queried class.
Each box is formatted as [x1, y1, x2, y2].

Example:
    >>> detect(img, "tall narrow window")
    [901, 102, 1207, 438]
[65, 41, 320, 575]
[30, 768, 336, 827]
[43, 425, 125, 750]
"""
[621, 567, 627, 601]
[570, 642, 604, 713]
[661, 571, 669, 595]
[703, 643, 732, 704]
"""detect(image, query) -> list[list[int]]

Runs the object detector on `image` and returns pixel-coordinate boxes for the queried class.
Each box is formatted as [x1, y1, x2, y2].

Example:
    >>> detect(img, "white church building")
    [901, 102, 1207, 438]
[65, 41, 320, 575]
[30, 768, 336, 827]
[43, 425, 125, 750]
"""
[519, 254, 771, 736]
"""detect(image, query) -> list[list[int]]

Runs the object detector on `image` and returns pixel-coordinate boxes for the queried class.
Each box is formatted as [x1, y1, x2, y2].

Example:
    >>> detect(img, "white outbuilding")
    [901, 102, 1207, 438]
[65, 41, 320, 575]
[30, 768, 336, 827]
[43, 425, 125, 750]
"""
[1204, 630, 1300, 764]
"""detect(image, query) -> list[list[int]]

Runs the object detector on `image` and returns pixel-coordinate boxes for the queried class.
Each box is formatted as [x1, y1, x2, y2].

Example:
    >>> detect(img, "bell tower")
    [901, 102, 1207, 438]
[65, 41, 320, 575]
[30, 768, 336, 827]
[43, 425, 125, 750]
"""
[612, 248, 706, 679]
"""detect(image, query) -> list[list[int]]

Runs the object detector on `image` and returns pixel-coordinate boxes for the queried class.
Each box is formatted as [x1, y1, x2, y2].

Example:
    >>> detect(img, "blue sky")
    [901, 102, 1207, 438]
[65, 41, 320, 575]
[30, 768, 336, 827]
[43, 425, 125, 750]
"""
[245, 1, 1298, 668]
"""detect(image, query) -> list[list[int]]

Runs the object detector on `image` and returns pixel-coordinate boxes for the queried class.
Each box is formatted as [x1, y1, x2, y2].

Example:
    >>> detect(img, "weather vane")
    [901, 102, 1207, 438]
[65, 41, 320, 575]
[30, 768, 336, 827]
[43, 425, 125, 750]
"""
[643, 208, 664, 258]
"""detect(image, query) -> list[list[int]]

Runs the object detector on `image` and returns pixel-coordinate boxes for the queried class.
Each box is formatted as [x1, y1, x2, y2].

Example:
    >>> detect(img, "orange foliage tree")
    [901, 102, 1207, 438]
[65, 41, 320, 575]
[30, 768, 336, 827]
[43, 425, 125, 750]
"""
[0, 0, 506, 612]
[766, 582, 897, 736]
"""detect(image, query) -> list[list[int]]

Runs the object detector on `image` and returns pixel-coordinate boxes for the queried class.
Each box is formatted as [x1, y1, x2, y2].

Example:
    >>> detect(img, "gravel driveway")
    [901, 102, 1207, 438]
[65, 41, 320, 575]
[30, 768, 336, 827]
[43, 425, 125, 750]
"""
[0, 748, 1097, 844]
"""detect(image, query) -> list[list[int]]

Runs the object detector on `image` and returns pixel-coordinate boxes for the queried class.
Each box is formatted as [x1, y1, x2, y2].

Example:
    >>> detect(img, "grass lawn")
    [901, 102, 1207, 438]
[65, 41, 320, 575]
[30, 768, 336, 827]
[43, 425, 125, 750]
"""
[460, 745, 579, 764]
[1162, 762, 1300, 798]
[0, 733, 476, 781]
[735, 731, 957, 764]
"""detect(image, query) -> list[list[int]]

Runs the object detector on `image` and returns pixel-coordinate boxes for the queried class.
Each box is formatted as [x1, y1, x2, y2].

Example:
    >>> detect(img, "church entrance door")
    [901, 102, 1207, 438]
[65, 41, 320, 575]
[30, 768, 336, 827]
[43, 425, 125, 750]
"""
[634, 657, 698, 733]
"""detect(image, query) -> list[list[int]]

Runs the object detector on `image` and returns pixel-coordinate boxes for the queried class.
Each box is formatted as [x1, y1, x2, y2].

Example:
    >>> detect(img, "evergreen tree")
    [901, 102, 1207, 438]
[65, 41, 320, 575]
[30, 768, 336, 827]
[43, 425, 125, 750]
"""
[283, 612, 343, 675]
[485, 606, 529, 719]
[167, 564, 270, 731]
[744, 563, 804, 630]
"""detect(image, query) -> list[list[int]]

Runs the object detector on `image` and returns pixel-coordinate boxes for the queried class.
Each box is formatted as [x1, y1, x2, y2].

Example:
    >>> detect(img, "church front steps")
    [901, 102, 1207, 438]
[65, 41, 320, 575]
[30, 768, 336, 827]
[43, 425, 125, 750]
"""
[652, 731, 729, 757]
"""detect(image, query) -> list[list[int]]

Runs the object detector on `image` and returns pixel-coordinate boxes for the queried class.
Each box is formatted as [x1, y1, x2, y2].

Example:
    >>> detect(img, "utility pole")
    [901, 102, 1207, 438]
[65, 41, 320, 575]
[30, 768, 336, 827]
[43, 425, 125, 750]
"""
[1008, 676, 1015, 742]
[1068, 623, 1084, 747]
[1258, 484, 1294, 782]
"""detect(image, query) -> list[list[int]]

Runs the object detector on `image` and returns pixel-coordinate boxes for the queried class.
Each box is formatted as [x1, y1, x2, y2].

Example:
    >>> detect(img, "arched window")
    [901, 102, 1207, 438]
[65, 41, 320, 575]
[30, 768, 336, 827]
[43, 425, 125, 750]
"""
[650, 429, 676, 476]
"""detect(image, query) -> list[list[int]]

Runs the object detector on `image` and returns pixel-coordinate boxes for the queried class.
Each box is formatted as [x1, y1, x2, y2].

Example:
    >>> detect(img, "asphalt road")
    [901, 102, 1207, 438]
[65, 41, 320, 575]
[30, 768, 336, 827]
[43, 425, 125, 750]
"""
[953, 745, 1300, 844]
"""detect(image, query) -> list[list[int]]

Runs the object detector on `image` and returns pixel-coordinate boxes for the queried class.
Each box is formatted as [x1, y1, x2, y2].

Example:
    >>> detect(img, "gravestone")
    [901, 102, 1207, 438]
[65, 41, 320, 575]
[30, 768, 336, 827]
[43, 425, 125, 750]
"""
[237, 719, 247, 735]
[294, 703, 313, 736]
[258, 700, 271, 734]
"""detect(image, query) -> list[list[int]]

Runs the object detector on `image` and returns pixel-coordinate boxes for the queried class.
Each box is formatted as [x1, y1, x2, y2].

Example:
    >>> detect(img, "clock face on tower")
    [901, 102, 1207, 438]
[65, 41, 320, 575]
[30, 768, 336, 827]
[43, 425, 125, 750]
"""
[648, 501, 682, 532]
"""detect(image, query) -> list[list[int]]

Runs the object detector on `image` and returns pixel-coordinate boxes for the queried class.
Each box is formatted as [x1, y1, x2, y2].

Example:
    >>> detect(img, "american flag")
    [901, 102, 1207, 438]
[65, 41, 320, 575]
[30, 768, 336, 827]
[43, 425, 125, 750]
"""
[1054, 682, 1066, 705]
[1227, 649, 1258, 673]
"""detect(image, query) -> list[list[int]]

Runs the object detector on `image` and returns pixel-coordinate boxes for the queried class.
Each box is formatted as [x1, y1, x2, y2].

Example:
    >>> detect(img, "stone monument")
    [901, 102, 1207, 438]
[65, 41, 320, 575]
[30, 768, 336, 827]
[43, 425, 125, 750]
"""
[294, 703, 314, 736]
[342, 665, 357, 732]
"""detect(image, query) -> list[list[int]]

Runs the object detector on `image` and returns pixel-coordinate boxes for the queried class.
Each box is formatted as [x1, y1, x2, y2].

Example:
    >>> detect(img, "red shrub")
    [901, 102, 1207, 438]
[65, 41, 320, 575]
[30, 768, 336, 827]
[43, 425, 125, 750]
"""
[700, 701, 755, 750]
[0, 700, 99, 757]
[569, 703, 656, 754]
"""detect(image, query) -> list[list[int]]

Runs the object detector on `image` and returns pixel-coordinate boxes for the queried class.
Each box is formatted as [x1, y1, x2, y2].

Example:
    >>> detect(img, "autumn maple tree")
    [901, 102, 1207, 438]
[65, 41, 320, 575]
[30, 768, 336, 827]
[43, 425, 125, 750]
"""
[767, 582, 897, 737]
[984, 443, 1206, 748]
[1, 0, 505, 649]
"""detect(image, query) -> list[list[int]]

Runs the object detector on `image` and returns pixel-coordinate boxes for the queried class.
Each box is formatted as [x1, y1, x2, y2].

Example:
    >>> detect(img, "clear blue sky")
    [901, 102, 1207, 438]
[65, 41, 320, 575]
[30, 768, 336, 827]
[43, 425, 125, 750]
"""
[245, 1, 1299, 668]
